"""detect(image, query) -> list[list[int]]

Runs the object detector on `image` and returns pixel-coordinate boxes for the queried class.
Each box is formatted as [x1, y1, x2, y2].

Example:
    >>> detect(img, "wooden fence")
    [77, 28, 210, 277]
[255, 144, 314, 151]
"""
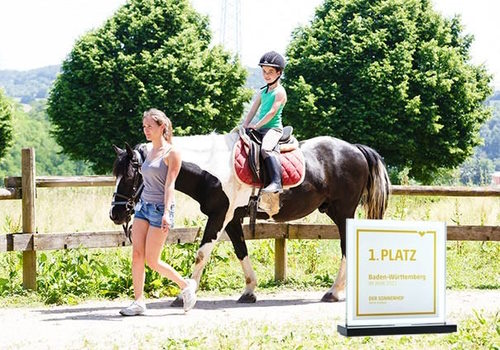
[1, 148, 499, 289]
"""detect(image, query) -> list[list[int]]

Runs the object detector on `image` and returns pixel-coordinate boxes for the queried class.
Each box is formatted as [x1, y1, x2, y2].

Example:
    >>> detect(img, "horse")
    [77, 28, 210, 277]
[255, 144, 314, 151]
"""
[109, 130, 390, 304]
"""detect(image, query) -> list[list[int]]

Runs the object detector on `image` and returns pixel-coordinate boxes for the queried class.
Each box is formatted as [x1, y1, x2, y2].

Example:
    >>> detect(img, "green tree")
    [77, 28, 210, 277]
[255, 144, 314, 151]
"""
[0, 89, 13, 160]
[0, 100, 93, 178]
[48, 0, 252, 173]
[459, 156, 494, 185]
[479, 101, 500, 160]
[284, 0, 492, 183]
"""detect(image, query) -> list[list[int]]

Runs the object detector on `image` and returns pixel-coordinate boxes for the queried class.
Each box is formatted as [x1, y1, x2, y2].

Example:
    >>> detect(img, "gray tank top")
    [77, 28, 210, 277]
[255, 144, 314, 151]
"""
[140, 151, 170, 204]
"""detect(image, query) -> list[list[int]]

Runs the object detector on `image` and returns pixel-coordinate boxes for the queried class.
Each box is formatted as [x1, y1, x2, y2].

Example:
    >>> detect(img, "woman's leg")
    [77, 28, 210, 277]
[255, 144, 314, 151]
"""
[144, 226, 187, 289]
[131, 218, 149, 301]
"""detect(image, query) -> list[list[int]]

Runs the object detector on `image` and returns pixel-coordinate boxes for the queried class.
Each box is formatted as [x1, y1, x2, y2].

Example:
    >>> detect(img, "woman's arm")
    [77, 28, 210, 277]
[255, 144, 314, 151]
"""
[242, 94, 261, 127]
[162, 147, 181, 231]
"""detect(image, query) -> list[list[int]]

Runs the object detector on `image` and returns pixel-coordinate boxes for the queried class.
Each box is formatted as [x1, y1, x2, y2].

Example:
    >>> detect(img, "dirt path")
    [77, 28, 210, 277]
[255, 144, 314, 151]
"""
[1, 290, 499, 349]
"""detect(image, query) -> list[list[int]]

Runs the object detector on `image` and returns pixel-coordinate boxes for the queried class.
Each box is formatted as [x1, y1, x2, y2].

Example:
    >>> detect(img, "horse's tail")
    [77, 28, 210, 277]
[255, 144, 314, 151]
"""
[355, 144, 390, 219]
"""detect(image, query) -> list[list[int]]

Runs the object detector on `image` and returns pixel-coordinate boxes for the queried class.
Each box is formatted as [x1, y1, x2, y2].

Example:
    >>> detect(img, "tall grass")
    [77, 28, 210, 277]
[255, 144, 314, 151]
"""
[1, 187, 498, 234]
[0, 188, 498, 305]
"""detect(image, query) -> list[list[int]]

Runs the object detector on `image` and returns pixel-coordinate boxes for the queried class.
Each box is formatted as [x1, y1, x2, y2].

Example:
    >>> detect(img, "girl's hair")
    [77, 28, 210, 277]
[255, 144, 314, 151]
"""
[143, 108, 173, 142]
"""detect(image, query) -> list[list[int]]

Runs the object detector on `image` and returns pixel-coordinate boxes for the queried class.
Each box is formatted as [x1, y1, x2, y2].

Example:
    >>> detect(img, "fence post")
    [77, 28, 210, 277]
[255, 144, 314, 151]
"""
[274, 238, 287, 282]
[22, 148, 36, 290]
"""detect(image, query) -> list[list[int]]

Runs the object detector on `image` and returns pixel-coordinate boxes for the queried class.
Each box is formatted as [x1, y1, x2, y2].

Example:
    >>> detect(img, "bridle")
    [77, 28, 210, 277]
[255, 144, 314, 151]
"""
[111, 149, 144, 241]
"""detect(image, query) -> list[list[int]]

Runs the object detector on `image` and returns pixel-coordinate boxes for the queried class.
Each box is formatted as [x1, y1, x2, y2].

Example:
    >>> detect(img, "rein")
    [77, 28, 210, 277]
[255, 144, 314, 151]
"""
[111, 150, 144, 242]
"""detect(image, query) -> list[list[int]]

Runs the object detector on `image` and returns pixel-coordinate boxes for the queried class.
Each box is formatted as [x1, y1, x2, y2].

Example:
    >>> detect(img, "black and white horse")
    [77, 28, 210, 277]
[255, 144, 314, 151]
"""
[110, 130, 390, 303]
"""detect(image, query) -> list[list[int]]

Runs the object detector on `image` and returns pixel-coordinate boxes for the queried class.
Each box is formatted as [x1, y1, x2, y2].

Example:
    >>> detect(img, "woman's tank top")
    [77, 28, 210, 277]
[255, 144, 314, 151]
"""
[140, 150, 170, 204]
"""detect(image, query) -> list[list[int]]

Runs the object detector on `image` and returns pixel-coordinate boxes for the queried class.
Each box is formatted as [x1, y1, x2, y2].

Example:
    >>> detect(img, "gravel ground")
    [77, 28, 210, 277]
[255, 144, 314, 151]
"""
[1, 289, 498, 349]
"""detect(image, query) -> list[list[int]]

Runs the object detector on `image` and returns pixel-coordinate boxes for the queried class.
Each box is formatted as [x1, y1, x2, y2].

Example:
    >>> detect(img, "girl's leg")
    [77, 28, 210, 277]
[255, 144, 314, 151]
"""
[261, 128, 283, 193]
[144, 226, 187, 289]
[131, 218, 149, 301]
[260, 128, 283, 158]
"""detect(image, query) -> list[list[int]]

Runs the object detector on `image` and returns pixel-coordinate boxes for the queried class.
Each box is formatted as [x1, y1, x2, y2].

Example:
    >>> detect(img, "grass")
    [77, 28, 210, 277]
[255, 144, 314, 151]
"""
[156, 311, 500, 350]
[0, 188, 499, 303]
[1, 188, 499, 234]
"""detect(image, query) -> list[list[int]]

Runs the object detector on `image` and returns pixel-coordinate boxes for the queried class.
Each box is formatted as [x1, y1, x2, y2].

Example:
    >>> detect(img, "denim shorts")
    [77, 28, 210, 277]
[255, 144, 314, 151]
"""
[134, 200, 175, 229]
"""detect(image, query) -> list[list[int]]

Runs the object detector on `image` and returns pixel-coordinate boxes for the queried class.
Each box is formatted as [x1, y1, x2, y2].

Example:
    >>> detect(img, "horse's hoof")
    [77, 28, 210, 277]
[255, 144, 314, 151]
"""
[321, 292, 340, 303]
[237, 293, 257, 303]
[170, 295, 183, 307]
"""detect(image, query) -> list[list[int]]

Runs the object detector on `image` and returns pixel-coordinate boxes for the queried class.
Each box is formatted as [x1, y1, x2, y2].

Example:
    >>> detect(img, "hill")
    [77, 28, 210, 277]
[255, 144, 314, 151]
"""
[0, 65, 60, 103]
[0, 65, 264, 104]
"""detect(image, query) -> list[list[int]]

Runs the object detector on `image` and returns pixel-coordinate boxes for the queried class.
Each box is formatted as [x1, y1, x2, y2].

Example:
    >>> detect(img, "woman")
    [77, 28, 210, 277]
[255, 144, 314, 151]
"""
[120, 108, 196, 316]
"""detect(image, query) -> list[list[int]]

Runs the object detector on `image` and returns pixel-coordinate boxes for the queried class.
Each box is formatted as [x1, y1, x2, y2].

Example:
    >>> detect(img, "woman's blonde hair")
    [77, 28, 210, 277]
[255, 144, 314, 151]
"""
[143, 108, 173, 142]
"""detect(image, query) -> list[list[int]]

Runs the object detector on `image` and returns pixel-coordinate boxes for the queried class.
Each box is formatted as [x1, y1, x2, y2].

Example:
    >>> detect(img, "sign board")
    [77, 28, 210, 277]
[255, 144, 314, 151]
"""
[338, 219, 456, 336]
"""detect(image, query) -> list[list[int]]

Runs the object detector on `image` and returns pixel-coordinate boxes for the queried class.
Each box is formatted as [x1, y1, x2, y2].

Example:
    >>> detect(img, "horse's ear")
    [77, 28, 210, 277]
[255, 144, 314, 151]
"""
[113, 144, 123, 155]
[125, 142, 134, 158]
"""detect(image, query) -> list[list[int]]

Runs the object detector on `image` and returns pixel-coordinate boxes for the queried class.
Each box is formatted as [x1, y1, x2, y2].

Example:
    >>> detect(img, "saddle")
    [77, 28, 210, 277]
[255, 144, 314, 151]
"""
[233, 126, 305, 189]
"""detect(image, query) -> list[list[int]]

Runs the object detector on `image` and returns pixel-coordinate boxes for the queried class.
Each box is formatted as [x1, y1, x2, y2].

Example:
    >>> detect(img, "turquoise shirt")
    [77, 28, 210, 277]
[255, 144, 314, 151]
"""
[257, 87, 284, 129]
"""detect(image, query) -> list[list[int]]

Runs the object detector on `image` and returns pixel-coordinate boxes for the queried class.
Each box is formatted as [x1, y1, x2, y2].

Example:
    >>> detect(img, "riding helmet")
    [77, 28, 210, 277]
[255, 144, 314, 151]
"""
[258, 51, 286, 70]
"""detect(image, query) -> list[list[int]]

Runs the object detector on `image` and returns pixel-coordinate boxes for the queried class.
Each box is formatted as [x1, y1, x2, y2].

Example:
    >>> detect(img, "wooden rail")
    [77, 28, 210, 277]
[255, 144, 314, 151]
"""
[3, 176, 500, 199]
[1, 223, 499, 254]
[390, 185, 500, 197]
[1, 148, 499, 287]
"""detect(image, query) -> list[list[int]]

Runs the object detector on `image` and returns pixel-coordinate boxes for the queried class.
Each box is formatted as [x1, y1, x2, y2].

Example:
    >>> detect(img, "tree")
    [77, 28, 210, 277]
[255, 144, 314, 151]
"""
[0, 89, 13, 160]
[284, 0, 492, 183]
[0, 100, 93, 178]
[48, 0, 252, 173]
[479, 101, 500, 161]
[459, 156, 494, 185]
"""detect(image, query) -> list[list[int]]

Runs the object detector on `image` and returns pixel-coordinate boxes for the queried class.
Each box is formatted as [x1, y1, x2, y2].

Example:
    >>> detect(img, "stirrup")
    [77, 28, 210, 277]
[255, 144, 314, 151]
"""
[261, 183, 283, 194]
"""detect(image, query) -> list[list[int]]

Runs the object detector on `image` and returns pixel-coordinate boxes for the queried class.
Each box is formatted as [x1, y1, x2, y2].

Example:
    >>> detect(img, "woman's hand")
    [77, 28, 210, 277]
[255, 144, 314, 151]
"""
[161, 212, 171, 233]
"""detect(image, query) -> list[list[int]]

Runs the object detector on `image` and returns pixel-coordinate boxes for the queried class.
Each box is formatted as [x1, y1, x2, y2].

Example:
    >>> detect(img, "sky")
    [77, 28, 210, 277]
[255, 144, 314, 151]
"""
[0, 0, 498, 88]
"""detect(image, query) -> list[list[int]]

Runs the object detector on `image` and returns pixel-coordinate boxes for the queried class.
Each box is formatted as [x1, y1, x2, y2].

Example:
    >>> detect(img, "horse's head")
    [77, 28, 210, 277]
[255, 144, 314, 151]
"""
[109, 143, 146, 226]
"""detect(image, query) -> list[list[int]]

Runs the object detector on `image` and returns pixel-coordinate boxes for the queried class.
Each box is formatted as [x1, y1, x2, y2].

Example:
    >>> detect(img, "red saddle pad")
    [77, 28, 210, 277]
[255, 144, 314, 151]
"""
[232, 139, 305, 188]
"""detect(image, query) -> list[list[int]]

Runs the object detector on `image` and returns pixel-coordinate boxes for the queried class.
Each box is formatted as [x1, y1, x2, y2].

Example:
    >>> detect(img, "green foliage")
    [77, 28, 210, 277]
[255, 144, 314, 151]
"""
[0, 89, 13, 160]
[284, 0, 492, 183]
[446, 311, 500, 349]
[159, 311, 500, 350]
[0, 100, 93, 178]
[476, 101, 500, 170]
[47, 0, 252, 173]
[159, 313, 500, 349]
[459, 156, 494, 185]
[1, 238, 497, 304]
[0, 65, 59, 104]
[447, 241, 500, 289]
[0, 252, 23, 297]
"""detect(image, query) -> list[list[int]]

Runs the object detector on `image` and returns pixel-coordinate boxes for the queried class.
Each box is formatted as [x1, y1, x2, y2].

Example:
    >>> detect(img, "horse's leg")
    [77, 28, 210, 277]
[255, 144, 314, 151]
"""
[225, 214, 257, 303]
[321, 205, 351, 302]
[170, 212, 227, 307]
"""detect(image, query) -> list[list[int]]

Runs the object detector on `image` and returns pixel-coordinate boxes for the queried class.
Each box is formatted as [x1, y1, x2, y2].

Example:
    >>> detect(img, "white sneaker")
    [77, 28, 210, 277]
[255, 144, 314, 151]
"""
[182, 279, 197, 312]
[119, 300, 146, 316]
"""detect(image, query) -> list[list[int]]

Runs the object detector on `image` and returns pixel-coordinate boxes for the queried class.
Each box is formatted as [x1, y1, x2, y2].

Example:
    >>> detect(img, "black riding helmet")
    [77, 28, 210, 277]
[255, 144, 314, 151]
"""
[259, 51, 285, 92]
[258, 51, 286, 71]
